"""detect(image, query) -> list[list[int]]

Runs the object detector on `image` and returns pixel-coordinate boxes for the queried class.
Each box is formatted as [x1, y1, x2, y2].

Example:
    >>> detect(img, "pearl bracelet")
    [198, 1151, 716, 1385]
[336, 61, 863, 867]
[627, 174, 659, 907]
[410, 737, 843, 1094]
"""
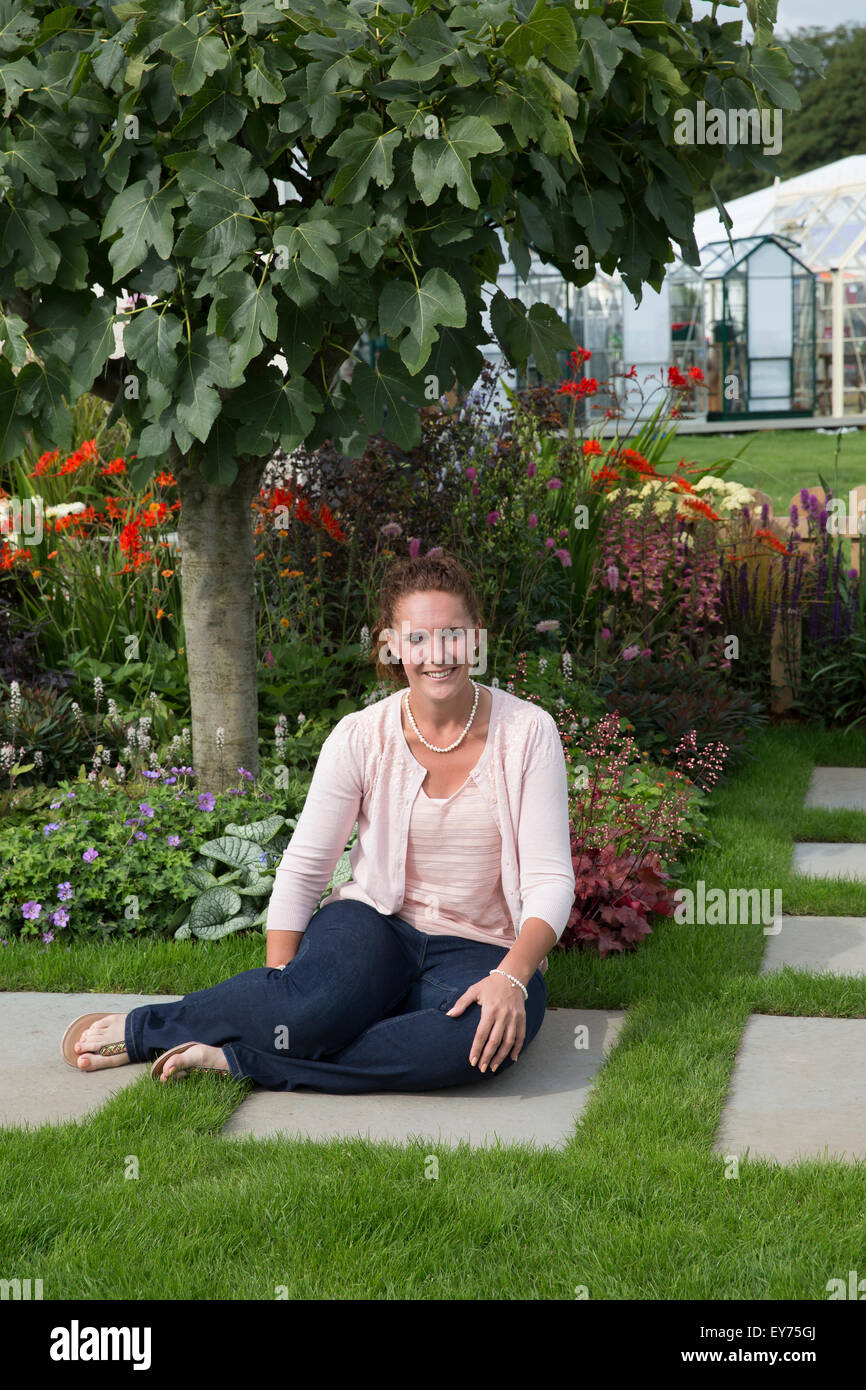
[489, 968, 528, 1001]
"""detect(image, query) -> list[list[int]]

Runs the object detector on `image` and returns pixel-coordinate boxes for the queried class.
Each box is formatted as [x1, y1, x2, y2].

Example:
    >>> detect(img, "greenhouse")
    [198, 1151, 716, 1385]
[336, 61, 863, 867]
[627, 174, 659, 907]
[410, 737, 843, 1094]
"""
[356, 155, 866, 424]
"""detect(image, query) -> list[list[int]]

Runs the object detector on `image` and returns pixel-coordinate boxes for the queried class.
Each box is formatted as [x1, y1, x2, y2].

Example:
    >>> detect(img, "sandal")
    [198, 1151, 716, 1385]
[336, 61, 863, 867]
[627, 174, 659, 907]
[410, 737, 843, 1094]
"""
[60, 1012, 128, 1069]
[150, 1043, 233, 1082]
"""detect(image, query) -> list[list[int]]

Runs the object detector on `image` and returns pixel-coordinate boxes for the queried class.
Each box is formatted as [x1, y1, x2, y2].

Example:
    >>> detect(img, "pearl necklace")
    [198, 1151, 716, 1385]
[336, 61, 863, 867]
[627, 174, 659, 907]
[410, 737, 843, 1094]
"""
[404, 678, 479, 753]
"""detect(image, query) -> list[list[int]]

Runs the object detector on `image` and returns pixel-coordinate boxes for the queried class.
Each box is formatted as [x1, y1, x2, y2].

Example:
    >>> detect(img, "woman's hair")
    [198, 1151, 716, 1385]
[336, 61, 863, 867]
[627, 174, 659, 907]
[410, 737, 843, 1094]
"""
[369, 551, 485, 689]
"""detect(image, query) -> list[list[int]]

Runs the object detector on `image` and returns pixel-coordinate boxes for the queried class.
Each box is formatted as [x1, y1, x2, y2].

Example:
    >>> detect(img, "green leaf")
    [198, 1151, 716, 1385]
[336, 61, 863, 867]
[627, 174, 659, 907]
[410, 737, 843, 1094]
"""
[169, 145, 269, 273]
[411, 114, 503, 210]
[211, 270, 278, 379]
[0, 306, 29, 369]
[175, 328, 235, 444]
[325, 112, 403, 204]
[188, 883, 243, 933]
[351, 353, 427, 450]
[378, 267, 466, 375]
[273, 215, 341, 284]
[223, 815, 286, 844]
[188, 866, 218, 891]
[123, 308, 183, 386]
[571, 186, 624, 257]
[0, 140, 57, 194]
[196, 835, 264, 872]
[101, 179, 182, 281]
[196, 414, 238, 486]
[160, 20, 230, 96]
[577, 15, 622, 97]
[0, 3, 39, 52]
[502, 0, 581, 72]
[229, 370, 321, 456]
[748, 46, 800, 109]
[387, 9, 465, 82]
[245, 43, 286, 103]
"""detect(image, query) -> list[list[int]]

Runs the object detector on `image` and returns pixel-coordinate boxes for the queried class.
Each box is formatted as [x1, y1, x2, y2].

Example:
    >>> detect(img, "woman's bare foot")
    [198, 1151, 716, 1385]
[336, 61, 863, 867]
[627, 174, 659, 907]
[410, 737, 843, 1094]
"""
[160, 1043, 231, 1081]
[74, 1014, 129, 1070]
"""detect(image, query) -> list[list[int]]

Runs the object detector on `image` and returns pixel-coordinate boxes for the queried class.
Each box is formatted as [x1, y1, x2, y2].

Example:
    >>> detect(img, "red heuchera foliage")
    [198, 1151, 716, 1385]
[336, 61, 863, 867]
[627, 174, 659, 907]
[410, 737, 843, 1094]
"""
[560, 845, 677, 959]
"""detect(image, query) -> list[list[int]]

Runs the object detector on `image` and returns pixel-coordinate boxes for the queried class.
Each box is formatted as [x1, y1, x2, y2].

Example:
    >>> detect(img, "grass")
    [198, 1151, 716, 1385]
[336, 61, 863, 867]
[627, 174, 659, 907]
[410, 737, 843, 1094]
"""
[2, 722, 866, 1299]
[670, 427, 866, 519]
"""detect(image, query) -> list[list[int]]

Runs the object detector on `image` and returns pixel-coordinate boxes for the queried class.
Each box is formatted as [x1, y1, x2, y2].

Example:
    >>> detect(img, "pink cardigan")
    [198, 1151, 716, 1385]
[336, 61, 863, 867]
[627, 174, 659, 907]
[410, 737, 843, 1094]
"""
[265, 682, 576, 947]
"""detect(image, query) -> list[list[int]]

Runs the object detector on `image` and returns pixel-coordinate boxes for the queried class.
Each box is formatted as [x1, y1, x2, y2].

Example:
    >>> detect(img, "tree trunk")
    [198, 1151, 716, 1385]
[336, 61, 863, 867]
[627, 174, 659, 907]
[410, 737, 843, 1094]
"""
[172, 447, 265, 795]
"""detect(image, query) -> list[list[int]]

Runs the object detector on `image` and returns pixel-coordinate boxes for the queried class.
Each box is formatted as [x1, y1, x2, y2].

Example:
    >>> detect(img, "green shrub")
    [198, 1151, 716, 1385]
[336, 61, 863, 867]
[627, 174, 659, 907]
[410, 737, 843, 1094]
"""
[597, 655, 768, 770]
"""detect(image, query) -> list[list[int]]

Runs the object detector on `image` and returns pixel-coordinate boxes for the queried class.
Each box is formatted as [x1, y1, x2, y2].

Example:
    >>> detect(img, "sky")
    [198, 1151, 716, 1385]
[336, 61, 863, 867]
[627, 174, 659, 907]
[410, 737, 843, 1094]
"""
[691, 0, 865, 33]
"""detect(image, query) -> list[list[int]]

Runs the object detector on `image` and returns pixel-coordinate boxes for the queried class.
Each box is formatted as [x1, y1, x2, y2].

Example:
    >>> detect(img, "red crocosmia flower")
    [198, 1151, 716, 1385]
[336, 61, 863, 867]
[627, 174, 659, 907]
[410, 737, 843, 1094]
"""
[318, 503, 346, 542]
[556, 380, 579, 397]
[569, 347, 592, 366]
[667, 366, 689, 390]
[591, 465, 621, 490]
[755, 528, 787, 554]
[582, 439, 603, 458]
[31, 449, 60, 478]
[577, 377, 598, 397]
[671, 476, 696, 493]
[119, 517, 143, 554]
[619, 449, 657, 476]
[154, 471, 177, 488]
[101, 457, 127, 475]
[687, 366, 704, 384]
[682, 497, 720, 522]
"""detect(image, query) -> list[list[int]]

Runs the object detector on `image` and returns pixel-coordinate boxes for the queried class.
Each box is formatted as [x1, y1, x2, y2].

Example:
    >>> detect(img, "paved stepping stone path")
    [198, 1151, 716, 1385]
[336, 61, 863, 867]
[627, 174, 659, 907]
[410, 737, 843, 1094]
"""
[220, 1008, 626, 1151]
[2, 988, 625, 1150]
[0, 992, 182, 1129]
[716, 766, 866, 1164]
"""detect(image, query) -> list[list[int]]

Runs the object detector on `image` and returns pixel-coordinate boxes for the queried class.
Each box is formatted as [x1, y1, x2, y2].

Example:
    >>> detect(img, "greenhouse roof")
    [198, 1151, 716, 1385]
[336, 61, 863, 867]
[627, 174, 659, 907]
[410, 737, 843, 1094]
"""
[692, 156, 866, 273]
[698, 233, 812, 278]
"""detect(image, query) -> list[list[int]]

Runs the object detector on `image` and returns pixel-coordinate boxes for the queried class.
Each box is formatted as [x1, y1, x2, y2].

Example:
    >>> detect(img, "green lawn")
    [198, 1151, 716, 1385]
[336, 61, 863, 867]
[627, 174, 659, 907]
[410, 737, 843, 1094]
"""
[670, 428, 866, 519]
[3, 723, 866, 1299]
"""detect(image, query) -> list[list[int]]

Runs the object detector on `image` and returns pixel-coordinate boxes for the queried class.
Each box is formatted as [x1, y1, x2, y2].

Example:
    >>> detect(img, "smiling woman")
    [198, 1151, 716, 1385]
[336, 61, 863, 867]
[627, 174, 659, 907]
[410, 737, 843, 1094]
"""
[66, 551, 576, 1094]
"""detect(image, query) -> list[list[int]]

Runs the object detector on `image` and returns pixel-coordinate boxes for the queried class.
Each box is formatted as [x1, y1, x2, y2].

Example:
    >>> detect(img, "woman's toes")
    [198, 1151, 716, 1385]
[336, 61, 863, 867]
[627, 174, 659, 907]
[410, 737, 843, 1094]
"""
[160, 1044, 229, 1080]
[74, 1014, 129, 1068]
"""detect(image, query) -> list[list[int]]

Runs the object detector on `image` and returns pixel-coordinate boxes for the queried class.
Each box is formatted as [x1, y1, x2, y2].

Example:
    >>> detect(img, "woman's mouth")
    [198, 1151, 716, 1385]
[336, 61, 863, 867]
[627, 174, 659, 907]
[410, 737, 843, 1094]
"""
[423, 668, 457, 682]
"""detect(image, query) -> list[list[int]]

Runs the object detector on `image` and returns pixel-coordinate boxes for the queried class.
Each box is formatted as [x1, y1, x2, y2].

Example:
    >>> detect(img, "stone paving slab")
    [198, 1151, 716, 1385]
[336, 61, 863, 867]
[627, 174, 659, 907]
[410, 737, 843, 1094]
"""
[792, 842, 866, 881]
[804, 766, 866, 812]
[0, 992, 182, 1130]
[220, 1008, 626, 1151]
[713, 1015, 866, 1164]
[762, 916, 866, 975]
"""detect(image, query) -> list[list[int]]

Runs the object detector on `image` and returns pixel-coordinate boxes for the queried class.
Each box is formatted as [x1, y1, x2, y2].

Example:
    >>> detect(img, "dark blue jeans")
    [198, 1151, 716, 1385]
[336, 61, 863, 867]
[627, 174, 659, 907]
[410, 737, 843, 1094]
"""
[124, 900, 547, 1093]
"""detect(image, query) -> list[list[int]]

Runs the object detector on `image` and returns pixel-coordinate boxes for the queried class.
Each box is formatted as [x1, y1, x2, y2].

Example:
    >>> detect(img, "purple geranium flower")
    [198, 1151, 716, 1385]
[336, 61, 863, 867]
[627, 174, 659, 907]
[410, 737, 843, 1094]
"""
[82, 848, 99, 862]
[22, 901, 41, 920]
[198, 792, 216, 812]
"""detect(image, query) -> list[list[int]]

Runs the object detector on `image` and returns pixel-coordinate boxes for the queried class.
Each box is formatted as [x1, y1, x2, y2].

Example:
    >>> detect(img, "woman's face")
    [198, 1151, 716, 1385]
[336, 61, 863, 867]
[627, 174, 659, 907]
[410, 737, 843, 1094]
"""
[385, 591, 481, 701]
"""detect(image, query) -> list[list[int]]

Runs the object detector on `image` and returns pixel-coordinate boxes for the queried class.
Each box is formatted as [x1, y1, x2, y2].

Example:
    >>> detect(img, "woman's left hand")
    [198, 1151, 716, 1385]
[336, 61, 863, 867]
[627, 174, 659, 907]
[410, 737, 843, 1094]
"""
[446, 972, 526, 1073]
